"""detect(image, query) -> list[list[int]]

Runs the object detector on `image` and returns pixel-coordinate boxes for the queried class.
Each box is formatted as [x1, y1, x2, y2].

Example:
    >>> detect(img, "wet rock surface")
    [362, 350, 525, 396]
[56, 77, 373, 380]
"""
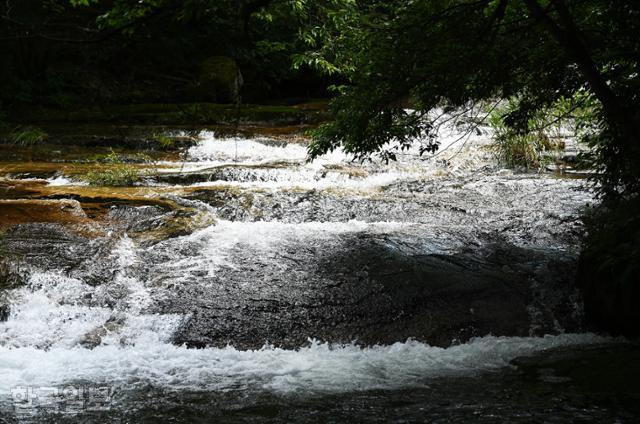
[1, 218, 581, 349]
[0, 200, 208, 287]
[0, 199, 91, 230]
[186, 174, 589, 245]
[3, 224, 99, 273]
[162, 232, 581, 349]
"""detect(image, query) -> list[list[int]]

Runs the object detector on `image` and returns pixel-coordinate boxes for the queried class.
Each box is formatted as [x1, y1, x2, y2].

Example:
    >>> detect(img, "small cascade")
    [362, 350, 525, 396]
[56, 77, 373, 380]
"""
[0, 112, 617, 420]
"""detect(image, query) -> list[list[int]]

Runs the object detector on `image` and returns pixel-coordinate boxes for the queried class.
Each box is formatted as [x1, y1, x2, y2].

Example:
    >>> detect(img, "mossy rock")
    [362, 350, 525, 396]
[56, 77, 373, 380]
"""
[198, 56, 243, 103]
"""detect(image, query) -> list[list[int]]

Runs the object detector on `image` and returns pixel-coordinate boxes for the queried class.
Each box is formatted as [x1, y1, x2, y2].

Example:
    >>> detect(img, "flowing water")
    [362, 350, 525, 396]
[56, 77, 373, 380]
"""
[0, 115, 638, 422]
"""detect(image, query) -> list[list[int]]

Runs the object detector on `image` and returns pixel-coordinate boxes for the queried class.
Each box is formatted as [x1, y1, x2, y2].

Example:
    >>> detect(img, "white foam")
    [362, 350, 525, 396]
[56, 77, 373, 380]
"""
[112, 235, 138, 269]
[46, 176, 87, 186]
[171, 111, 498, 192]
[187, 134, 313, 163]
[0, 236, 181, 352]
[184, 169, 410, 191]
[0, 334, 610, 396]
[0, 291, 111, 350]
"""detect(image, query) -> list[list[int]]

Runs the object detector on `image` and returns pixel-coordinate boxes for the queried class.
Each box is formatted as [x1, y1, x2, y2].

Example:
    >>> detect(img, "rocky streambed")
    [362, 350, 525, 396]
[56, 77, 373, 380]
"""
[0, 117, 637, 422]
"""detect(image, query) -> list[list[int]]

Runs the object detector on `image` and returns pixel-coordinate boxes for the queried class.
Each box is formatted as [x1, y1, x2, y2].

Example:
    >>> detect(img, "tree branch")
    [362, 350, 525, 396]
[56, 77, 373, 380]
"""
[522, 0, 640, 146]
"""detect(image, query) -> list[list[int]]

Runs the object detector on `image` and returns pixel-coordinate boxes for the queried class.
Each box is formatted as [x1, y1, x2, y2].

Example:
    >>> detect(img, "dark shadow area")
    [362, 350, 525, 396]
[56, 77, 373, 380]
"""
[170, 233, 582, 349]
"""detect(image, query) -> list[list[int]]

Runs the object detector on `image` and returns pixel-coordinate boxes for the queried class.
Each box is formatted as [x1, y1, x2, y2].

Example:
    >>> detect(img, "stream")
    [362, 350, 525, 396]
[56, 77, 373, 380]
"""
[0, 115, 638, 422]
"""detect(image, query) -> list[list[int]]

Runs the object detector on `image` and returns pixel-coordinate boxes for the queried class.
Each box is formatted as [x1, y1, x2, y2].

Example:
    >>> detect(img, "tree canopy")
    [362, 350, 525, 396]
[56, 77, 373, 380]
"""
[0, 0, 332, 104]
[295, 0, 640, 198]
